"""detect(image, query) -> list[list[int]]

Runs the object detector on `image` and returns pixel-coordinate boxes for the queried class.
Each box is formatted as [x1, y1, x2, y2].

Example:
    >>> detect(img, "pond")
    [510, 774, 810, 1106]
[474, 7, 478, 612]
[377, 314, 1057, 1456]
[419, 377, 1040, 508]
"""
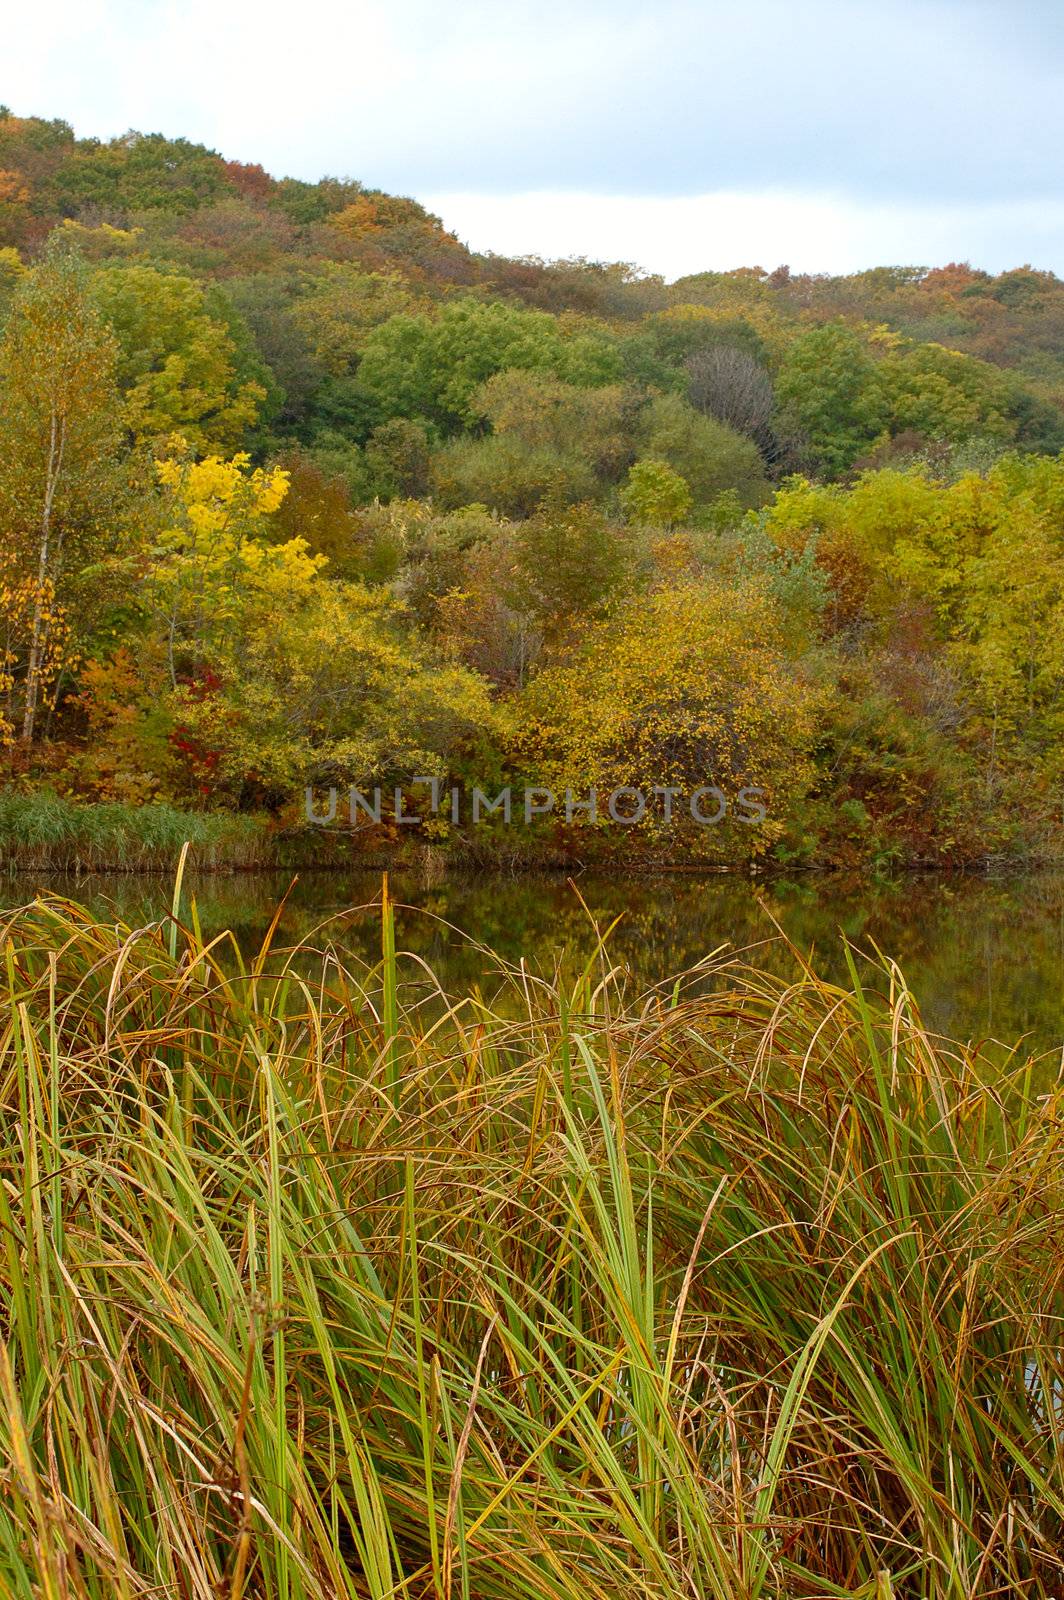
[2, 865, 1062, 1056]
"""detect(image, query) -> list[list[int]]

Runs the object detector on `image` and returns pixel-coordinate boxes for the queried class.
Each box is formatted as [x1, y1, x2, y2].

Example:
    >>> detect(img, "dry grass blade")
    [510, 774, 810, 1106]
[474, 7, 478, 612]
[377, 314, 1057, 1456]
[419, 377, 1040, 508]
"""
[0, 889, 1060, 1600]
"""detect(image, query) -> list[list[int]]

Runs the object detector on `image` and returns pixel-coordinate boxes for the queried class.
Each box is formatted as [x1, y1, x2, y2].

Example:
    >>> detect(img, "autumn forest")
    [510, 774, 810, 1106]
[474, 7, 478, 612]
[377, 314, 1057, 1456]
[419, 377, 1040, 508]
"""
[3, 108, 1064, 869]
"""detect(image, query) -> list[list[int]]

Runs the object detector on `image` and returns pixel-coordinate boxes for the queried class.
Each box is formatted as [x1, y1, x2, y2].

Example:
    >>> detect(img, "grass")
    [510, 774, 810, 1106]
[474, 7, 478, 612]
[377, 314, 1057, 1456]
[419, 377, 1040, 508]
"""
[0, 882, 1060, 1598]
[0, 790, 268, 872]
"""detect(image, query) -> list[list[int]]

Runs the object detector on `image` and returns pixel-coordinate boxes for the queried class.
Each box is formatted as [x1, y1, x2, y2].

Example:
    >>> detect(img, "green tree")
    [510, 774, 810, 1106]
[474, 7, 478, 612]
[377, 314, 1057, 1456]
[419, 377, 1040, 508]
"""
[776, 322, 887, 475]
[641, 392, 768, 508]
[222, 274, 325, 427]
[620, 458, 693, 528]
[356, 299, 621, 431]
[881, 341, 1015, 443]
[509, 498, 632, 640]
[364, 417, 433, 498]
[54, 132, 228, 216]
[92, 264, 265, 451]
[292, 264, 418, 375]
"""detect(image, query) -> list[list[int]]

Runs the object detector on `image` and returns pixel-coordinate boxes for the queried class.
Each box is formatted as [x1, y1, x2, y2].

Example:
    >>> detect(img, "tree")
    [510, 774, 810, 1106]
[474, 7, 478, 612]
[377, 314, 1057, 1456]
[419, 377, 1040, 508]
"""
[92, 264, 265, 451]
[431, 435, 597, 517]
[509, 498, 632, 640]
[147, 448, 296, 688]
[53, 131, 229, 216]
[473, 369, 637, 481]
[886, 457, 1064, 756]
[267, 452, 368, 579]
[514, 578, 823, 855]
[763, 468, 940, 633]
[880, 341, 1015, 443]
[0, 240, 125, 741]
[87, 449, 500, 804]
[686, 345, 775, 448]
[364, 417, 433, 498]
[620, 459, 692, 528]
[222, 273, 325, 427]
[776, 322, 888, 475]
[0, 243, 24, 319]
[640, 392, 769, 509]
[636, 305, 770, 373]
[170, 575, 499, 802]
[292, 264, 418, 376]
[356, 299, 622, 431]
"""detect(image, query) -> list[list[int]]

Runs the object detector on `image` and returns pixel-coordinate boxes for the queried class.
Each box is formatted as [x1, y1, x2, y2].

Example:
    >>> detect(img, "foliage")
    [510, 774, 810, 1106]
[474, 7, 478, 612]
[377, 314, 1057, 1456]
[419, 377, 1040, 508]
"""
[2, 108, 1064, 865]
[267, 451, 370, 578]
[148, 448, 298, 692]
[173, 578, 499, 800]
[640, 391, 769, 509]
[620, 457, 693, 528]
[508, 497, 633, 639]
[356, 298, 622, 431]
[775, 321, 888, 474]
[431, 433, 597, 516]
[516, 578, 823, 856]
[291, 263, 419, 375]
[474, 367, 637, 480]
[0, 239, 126, 740]
[92, 264, 266, 450]
[53, 131, 229, 215]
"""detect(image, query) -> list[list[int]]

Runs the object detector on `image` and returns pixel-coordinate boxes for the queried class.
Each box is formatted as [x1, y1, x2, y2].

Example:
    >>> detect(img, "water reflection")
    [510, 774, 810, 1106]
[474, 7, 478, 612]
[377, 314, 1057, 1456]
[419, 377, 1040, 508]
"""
[2, 867, 1062, 1053]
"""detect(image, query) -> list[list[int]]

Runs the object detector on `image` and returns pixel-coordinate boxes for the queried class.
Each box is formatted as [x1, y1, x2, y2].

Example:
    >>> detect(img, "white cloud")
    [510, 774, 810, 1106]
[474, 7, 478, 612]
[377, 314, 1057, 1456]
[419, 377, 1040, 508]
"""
[5, 0, 1064, 273]
[425, 189, 1064, 280]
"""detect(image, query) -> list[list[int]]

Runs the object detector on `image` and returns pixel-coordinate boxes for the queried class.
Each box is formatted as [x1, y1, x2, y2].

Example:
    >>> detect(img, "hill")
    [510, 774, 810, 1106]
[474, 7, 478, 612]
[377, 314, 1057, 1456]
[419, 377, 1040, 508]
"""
[2, 107, 1064, 870]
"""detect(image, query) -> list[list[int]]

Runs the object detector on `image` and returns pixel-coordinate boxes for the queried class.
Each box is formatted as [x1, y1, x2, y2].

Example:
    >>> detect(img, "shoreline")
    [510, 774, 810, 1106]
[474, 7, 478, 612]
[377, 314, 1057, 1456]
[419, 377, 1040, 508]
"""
[4, 852, 1062, 880]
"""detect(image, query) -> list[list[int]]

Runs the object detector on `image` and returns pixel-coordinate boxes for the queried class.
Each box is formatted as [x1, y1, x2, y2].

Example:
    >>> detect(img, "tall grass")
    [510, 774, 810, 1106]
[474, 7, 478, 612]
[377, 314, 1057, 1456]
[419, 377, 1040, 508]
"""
[0, 887, 1060, 1598]
[0, 791, 268, 872]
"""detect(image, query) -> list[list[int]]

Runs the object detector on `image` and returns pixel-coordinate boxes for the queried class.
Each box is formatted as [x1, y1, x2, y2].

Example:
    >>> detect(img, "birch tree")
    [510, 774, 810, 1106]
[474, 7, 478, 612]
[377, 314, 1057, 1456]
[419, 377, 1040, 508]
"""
[0, 238, 123, 741]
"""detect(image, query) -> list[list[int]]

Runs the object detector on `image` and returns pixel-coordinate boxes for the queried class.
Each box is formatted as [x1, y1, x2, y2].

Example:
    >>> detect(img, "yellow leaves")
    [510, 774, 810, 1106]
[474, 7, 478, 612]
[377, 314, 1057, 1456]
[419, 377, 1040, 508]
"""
[155, 448, 290, 529]
[867, 322, 906, 350]
[514, 577, 825, 850]
[92, 263, 265, 453]
[59, 219, 142, 257]
[150, 447, 309, 673]
[0, 554, 76, 743]
[0, 245, 25, 286]
[237, 533, 325, 593]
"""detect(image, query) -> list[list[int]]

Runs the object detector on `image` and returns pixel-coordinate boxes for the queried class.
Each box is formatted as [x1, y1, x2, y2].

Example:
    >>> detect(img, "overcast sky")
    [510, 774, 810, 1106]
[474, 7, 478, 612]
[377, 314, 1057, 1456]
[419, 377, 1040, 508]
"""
[6, 0, 1063, 278]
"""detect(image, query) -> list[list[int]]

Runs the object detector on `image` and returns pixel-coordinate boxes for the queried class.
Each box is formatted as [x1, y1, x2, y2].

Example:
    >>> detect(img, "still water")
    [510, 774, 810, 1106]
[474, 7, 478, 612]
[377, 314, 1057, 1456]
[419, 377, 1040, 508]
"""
[2, 867, 1062, 1055]
[4, 864, 1064, 1054]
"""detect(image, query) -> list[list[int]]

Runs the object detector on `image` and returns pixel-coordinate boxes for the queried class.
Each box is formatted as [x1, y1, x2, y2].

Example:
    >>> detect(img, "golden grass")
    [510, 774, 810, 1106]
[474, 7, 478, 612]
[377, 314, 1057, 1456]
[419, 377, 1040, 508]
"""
[0, 880, 1060, 1598]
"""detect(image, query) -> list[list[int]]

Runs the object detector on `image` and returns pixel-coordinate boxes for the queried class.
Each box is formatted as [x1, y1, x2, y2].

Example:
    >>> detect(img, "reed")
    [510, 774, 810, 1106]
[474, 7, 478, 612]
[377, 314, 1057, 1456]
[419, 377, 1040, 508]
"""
[0, 885, 1060, 1598]
[0, 791, 267, 873]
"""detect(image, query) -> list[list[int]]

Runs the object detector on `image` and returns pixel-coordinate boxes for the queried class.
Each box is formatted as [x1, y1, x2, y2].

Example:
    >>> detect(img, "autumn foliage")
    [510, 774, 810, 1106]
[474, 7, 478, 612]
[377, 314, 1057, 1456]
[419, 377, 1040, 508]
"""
[1, 107, 1064, 864]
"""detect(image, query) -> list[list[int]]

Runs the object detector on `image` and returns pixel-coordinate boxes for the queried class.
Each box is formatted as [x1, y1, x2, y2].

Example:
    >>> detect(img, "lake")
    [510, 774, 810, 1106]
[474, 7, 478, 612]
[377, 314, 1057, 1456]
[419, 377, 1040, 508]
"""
[2, 865, 1062, 1057]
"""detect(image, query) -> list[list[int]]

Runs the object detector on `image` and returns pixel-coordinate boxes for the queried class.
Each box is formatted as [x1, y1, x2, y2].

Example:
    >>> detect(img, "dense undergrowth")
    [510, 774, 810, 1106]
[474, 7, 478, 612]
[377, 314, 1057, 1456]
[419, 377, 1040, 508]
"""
[0, 881, 1060, 1597]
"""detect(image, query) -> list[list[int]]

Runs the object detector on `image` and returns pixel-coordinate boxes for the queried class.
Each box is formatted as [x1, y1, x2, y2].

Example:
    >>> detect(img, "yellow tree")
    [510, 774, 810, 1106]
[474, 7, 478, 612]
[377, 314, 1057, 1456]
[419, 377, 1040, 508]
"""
[148, 444, 295, 687]
[0, 238, 124, 741]
[516, 577, 825, 855]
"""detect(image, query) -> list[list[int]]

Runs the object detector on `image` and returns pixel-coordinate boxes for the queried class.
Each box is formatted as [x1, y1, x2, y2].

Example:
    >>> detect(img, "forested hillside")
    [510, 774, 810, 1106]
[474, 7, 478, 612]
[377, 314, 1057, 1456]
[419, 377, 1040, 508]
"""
[3, 109, 1064, 867]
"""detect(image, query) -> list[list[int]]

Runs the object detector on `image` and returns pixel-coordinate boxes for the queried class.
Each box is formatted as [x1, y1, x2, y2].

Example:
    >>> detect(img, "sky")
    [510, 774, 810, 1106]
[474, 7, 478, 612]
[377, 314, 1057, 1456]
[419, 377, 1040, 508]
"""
[5, 0, 1064, 279]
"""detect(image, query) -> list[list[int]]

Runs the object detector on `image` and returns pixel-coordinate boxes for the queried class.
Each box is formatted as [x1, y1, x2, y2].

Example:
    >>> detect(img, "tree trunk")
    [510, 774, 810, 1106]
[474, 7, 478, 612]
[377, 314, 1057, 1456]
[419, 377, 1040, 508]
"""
[21, 409, 65, 744]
